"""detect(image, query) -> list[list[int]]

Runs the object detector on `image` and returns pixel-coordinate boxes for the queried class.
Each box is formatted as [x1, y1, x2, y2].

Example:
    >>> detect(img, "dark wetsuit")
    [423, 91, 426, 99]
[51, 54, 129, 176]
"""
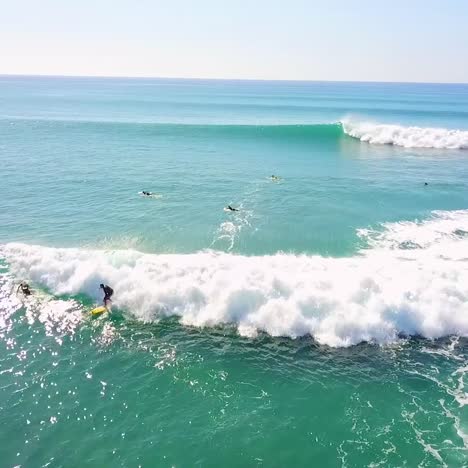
[102, 285, 114, 305]
[19, 283, 32, 296]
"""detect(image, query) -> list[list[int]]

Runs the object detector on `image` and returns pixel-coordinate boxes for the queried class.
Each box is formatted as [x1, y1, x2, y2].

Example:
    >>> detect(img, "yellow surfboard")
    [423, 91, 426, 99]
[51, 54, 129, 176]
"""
[91, 306, 107, 315]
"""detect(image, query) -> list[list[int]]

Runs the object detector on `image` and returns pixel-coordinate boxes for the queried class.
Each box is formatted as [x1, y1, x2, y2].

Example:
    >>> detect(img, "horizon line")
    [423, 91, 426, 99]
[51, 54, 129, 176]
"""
[1, 73, 467, 86]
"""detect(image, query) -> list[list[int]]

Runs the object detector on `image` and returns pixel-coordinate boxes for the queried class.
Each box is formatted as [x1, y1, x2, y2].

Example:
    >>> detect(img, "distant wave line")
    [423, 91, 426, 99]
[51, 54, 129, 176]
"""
[3, 115, 468, 149]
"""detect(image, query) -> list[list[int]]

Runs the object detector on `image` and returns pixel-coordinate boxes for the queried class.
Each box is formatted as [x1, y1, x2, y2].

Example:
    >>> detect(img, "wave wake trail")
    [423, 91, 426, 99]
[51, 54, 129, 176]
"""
[2, 210, 468, 347]
[342, 120, 468, 149]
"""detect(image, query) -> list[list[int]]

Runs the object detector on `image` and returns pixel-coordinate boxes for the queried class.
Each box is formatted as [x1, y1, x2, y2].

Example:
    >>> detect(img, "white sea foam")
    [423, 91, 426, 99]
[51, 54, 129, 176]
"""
[342, 120, 468, 149]
[2, 209, 468, 347]
[357, 209, 468, 256]
[0, 272, 83, 342]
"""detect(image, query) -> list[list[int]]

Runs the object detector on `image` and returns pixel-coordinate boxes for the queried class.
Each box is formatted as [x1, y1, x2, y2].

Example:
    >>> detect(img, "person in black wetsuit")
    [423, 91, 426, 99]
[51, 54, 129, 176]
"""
[100, 284, 114, 306]
[17, 282, 32, 296]
[226, 205, 239, 212]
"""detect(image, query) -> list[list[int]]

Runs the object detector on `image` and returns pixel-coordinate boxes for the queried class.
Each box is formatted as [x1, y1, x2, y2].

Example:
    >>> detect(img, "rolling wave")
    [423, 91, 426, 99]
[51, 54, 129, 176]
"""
[2, 210, 468, 347]
[4, 115, 468, 149]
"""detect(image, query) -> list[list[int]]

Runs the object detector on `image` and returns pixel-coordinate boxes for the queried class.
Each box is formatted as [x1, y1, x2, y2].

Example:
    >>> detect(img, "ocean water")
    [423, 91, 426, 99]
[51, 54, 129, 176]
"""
[1, 76, 468, 466]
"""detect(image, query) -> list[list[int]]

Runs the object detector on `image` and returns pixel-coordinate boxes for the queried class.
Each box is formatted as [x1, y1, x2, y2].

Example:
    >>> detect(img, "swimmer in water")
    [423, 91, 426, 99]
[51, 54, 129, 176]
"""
[142, 191, 153, 196]
[226, 205, 239, 212]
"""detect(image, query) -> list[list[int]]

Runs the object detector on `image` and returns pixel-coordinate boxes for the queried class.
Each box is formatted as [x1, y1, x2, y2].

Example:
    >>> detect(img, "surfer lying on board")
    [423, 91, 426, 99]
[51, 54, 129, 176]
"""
[142, 191, 153, 196]
[226, 205, 239, 212]
[100, 284, 114, 306]
[17, 282, 32, 296]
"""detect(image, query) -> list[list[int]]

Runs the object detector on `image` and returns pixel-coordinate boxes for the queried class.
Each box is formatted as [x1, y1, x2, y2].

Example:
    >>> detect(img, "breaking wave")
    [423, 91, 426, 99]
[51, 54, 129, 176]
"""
[2, 210, 468, 347]
[342, 119, 468, 149]
[6, 116, 468, 149]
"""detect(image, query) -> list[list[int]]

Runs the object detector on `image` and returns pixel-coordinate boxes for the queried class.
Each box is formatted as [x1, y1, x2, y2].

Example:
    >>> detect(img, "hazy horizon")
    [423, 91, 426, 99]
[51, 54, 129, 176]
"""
[2, 73, 468, 86]
[2, 0, 468, 84]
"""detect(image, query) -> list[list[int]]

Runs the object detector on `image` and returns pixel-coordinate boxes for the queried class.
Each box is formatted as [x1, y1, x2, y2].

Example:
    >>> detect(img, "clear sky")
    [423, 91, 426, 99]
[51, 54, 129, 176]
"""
[1, 0, 467, 83]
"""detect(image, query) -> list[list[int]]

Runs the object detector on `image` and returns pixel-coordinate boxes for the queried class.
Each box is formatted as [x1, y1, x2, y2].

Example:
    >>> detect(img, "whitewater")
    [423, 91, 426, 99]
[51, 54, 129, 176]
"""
[342, 120, 468, 149]
[3, 210, 468, 347]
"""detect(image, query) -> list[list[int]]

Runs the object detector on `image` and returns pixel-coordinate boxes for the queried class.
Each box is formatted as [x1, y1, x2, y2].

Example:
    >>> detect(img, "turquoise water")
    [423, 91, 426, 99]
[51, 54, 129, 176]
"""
[1, 76, 468, 466]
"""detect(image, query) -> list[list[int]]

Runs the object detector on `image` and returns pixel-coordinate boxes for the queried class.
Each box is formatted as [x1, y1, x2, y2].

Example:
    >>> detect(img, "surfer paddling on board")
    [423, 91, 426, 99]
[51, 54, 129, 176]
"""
[225, 205, 239, 212]
[142, 191, 153, 196]
[100, 284, 114, 308]
[17, 282, 32, 296]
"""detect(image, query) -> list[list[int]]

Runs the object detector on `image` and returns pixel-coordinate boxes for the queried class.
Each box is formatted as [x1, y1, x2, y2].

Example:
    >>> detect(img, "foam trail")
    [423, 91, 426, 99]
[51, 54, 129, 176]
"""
[342, 120, 468, 149]
[2, 210, 468, 347]
[212, 203, 253, 251]
[211, 179, 264, 251]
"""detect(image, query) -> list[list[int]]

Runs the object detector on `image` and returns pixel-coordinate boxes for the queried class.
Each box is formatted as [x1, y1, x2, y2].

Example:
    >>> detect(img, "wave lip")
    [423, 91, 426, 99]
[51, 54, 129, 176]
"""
[342, 119, 468, 149]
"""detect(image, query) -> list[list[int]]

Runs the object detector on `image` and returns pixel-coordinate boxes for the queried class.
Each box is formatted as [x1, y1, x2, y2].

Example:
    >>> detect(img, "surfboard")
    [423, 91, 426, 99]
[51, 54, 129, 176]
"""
[91, 306, 107, 315]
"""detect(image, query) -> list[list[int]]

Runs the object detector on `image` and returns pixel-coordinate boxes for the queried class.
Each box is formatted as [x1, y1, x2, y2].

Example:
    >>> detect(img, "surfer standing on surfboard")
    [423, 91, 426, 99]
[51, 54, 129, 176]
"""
[100, 284, 114, 307]
[17, 282, 32, 296]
